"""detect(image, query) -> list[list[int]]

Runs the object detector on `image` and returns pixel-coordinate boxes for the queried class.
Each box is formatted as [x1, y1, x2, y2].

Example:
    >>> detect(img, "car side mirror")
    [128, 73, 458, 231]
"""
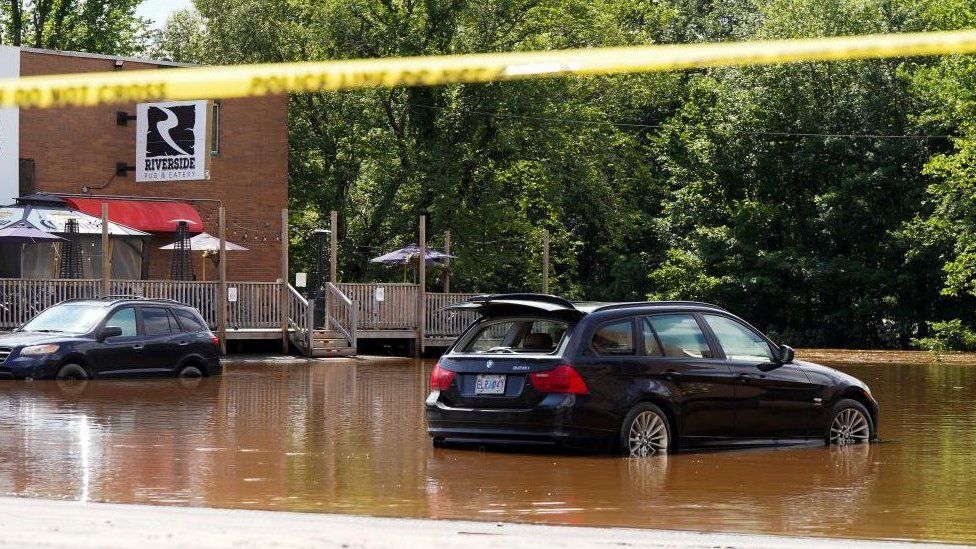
[99, 326, 123, 341]
[778, 344, 795, 365]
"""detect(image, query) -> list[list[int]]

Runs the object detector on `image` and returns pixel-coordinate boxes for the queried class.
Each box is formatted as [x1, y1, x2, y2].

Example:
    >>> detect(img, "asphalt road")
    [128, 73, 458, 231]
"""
[0, 497, 967, 549]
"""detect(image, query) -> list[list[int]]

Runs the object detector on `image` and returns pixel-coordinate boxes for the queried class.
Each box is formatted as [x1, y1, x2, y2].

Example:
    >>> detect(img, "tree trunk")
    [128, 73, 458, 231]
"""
[9, 0, 22, 45]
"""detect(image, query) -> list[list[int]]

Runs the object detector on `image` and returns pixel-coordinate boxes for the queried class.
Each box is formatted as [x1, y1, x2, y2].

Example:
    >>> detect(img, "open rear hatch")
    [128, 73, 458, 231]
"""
[444, 293, 585, 320]
[437, 295, 587, 409]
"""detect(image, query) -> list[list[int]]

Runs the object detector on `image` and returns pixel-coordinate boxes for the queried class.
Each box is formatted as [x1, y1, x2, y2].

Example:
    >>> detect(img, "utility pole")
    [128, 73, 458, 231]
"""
[443, 230, 451, 293]
[542, 229, 550, 295]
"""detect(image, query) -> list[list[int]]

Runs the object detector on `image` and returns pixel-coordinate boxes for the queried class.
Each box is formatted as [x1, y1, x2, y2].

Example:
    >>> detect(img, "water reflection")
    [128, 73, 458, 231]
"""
[0, 358, 974, 543]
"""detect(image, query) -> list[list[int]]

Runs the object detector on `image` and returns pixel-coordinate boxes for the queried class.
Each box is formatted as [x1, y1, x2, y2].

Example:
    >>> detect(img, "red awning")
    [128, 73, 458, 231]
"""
[62, 198, 204, 233]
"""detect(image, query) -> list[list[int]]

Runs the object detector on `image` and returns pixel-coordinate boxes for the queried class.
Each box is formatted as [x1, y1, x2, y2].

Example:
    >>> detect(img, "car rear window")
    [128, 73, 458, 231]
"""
[591, 319, 635, 355]
[173, 308, 208, 332]
[143, 307, 176, 336]
[461, 318, 568, 354]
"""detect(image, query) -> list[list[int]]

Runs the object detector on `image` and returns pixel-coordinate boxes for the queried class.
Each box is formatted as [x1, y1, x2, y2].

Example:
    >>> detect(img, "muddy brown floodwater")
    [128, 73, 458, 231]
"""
[1, 352, 975, 543]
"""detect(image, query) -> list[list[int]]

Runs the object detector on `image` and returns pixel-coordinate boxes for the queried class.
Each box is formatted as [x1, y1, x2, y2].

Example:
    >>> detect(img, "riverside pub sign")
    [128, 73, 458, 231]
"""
[136, 100, 212, 182]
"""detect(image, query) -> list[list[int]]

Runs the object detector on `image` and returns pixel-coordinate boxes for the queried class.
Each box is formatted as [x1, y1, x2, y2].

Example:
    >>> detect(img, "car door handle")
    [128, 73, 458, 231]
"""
[664, 370, 683, 379]
[132, 344, 145, 351]
[738, 372, 753, 382]
[179, 341, 190, 346]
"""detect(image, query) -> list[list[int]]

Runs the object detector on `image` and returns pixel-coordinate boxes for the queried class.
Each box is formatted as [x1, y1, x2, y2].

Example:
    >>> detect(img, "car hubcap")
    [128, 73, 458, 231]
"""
[628, 411, 668, 457]
[830, 408, 870, 445]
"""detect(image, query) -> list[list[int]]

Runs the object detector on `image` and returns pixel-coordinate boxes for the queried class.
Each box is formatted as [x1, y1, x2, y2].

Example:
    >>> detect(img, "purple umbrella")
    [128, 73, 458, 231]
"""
[0, 222, 64, 244]
[370, 243, 455, 265]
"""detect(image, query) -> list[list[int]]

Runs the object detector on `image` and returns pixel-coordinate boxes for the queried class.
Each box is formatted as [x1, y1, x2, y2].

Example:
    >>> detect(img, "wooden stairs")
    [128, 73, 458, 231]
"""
[309, 330, 356, 358]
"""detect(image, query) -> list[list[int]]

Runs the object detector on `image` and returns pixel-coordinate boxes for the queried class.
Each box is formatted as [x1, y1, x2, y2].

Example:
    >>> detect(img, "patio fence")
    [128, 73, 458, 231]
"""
[0, 278, 479, 345]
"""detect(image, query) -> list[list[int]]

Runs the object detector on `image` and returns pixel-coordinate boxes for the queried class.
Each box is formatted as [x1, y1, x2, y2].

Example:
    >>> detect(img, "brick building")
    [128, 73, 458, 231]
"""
[0, 47, 288, 282]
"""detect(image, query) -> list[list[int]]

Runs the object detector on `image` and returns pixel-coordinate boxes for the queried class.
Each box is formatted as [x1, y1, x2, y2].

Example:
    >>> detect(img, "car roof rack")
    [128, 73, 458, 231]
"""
[60, 295, 185, 305]
[585, 300, 728, 313]
[102, 295, 185, 305]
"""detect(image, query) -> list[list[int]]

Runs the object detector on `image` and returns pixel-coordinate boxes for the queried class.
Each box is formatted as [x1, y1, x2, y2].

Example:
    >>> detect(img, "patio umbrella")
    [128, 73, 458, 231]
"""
[160, 232, 248, 280]
[370, 244, 455, 282]
[160, 232, 249, 252]
[0, 222, 65, 244]
[370, 244, 454, 265]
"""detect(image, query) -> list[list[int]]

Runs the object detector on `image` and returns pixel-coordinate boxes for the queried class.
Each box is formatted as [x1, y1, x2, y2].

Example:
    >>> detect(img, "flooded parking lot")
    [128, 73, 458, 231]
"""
[1, 353, 975, 543]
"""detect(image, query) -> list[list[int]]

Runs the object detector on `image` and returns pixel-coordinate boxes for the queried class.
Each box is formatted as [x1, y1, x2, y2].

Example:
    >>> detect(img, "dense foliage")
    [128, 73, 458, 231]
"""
[0, 0, 150, 54]
[146, 0, 976, 349]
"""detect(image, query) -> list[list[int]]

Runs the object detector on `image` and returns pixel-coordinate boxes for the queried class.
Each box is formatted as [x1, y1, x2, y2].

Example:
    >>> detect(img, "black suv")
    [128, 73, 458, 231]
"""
[426, 294, 878, 456]
[0, 297, 221, 380]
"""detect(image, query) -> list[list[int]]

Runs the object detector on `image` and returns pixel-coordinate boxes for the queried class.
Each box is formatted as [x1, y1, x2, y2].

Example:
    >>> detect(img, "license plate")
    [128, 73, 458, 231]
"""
[475, 374, 506, 395]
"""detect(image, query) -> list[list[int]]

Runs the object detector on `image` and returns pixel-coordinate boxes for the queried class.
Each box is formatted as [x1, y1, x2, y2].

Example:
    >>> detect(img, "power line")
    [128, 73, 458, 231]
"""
[404, 101, 954, 140]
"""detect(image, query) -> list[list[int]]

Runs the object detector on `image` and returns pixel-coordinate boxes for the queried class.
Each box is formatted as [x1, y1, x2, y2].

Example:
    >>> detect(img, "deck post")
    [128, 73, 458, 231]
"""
[443, 231, 451, 293]
[416, 214, 427, 358]
[542, 229, 550, 295]
[218, 206, 228, 355]
[100, 203, 110, 297]
[330, 210, 338, 284]
[280, 208, 289, 353]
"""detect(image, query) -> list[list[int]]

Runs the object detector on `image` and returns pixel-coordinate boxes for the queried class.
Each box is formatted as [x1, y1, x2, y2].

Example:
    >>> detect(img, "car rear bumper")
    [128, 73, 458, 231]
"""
[425, 392, 614, 450]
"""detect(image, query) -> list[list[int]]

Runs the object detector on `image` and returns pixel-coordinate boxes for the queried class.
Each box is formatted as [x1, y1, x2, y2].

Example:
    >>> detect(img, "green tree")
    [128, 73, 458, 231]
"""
[0, 0, 151, 55]
[175, 0, 678, 298]
[647, 0, 946, 347]
[151, 0, 976, 349]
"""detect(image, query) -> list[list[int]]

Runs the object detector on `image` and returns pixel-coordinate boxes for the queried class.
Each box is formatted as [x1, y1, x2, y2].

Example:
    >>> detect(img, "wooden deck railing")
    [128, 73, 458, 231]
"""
[288, 284, 313, 354]
[0, 279, 101, 329]
[425, 292, 478, 338]
[326, 283, 357, 348]
[227, 282, 281, 329]
[0, 278, 480, 347]
[337, 283, 418, 331]
[110, 280, 219, 327]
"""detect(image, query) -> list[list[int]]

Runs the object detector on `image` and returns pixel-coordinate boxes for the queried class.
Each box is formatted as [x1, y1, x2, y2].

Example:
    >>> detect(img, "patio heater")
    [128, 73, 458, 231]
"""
[58, 219, 84, 279]
[170, 221, 195, 281]
[310, 228, 330, 329]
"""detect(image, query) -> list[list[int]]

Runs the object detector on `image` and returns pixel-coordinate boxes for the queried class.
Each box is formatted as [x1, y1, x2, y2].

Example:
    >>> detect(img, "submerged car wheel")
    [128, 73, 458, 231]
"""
[827, 399, 873, 445]
[55, 363, 88, 381]
[177, 364, 204, 378]
[620, 403, 671, 457]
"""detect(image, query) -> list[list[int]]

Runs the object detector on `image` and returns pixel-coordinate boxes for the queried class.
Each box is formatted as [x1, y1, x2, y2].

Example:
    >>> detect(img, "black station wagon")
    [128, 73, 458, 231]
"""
[426, 294, 878, 456]
[0, 297, 221, 381]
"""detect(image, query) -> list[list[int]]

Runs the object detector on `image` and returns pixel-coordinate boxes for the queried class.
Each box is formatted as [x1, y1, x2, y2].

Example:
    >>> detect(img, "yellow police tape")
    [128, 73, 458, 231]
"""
[1, 29, 976, 109]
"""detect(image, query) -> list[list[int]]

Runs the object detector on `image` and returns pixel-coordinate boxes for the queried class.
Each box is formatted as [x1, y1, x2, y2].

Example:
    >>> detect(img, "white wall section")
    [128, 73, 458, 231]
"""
[0, 46, 20, 205]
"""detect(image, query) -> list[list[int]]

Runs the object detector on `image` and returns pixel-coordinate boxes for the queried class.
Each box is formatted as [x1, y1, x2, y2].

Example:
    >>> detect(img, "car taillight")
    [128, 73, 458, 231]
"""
[211, 336, 220, 347]
[430, 364, 456, 391]
[529, 365, 589, 394]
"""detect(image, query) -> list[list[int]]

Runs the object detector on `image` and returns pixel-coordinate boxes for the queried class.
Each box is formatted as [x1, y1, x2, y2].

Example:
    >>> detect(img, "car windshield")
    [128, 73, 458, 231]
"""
[21, 303, 108, 334]
[461, 318, 569, 354]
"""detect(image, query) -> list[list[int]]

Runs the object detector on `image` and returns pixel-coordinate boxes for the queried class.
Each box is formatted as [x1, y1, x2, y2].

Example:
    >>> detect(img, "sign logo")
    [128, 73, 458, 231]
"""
[486, 360, 494, 370]
[136, 100, 211, 182]
[147, 105, 195, 157]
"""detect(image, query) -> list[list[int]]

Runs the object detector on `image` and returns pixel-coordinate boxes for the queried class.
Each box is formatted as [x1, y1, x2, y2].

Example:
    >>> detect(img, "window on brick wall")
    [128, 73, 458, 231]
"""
[19, 159, 35, 196]
[211, 100, 221, 156]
